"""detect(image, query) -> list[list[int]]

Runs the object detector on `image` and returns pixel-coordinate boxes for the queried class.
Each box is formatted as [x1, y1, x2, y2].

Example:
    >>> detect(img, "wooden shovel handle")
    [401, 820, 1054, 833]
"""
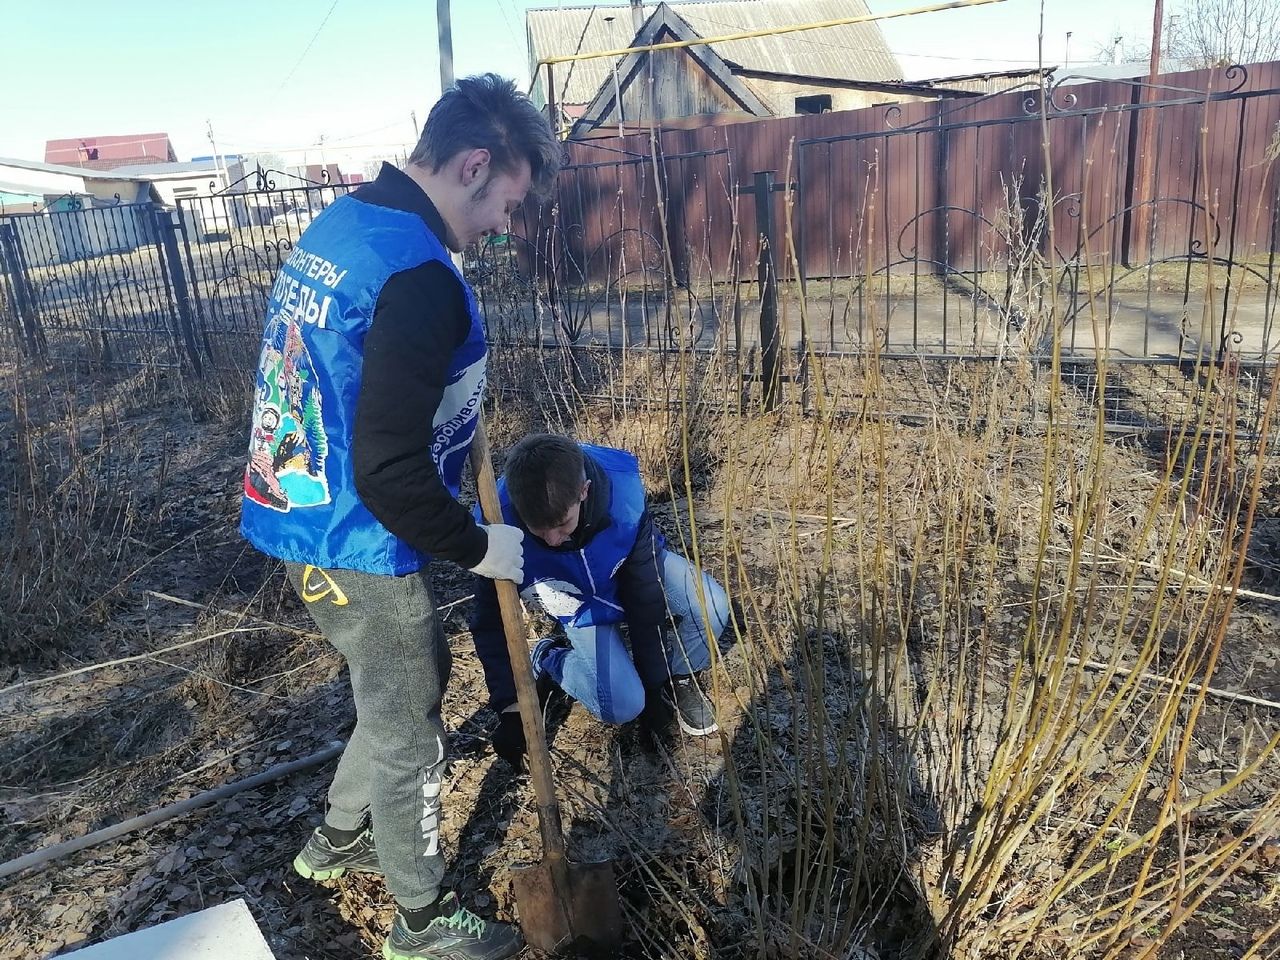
[469, 416, 568, 863]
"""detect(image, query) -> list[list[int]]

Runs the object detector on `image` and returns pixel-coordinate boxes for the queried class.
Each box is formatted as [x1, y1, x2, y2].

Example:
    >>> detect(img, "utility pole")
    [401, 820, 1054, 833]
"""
[410, 110, 419, 139]
[1147, 0, 1164, 77]
[206, 119, 228, 187]
[438, 0, 454, 91]
[437, 0, 462, 267]
[1064, 31, 1072, 70]
[206, 119, 231, 232]
[1131, 0, 1165, 263]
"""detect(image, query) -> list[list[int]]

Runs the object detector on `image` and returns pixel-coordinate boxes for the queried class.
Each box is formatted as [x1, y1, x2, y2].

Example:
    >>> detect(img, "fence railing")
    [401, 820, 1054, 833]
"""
[0, 170, 358, 373]
[174, 169, 356, 371]
[2, 68, 1278, 434]
[500, 62, 1280, 367]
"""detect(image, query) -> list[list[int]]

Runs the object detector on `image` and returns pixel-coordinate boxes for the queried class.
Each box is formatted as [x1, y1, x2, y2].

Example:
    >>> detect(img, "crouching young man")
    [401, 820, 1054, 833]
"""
[469, 434, 731, 765]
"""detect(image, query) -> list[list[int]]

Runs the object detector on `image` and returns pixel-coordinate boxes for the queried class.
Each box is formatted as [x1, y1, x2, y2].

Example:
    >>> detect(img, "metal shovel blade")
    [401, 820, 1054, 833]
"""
[511, 856, 624, 954]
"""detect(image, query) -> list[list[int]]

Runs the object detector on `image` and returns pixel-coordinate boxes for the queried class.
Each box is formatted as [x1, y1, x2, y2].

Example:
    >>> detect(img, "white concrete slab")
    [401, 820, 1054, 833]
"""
[63, 899, 274, 960]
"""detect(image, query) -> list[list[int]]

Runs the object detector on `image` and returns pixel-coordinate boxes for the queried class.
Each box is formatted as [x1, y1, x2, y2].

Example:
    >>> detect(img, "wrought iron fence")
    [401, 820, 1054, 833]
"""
[490, 146, 736, 350]
[0, 200, 185, 367]
[174, 167, 357, 371]
[2, 70, 1278, 438]
[790, 63, 1280, 361]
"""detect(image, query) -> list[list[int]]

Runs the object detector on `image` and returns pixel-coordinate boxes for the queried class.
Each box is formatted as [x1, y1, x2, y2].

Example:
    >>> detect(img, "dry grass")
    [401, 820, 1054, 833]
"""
[478, 334, 1280, 959]
[469, 136, 1280, 953]
[1, 362, 151, 660]
[3, 93, 1279, 960]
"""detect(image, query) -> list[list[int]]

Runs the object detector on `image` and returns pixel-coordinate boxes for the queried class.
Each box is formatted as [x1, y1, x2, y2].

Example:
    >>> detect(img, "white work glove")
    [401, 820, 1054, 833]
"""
[467, 523, 525, 582]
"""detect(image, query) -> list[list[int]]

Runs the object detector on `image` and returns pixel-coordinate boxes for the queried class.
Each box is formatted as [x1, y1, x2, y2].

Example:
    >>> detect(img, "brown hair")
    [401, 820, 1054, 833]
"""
[410, 73, 561, 199]
[504, 434, 586, 529]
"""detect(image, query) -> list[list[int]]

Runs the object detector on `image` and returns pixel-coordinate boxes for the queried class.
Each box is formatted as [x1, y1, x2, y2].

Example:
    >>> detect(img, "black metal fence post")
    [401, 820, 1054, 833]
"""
[754, 170, 782, 411]
[154, 207, 204, 377]
[0, 221, 44, 358]
[0, 222, 22, 354]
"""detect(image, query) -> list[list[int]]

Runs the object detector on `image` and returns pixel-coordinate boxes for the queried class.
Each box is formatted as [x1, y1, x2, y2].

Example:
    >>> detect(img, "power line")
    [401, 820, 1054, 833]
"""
[277, 0, 342, 92]
[496, 0, 524, 47]
[325, 117, 417, 144]
[219, 139, 413, 156]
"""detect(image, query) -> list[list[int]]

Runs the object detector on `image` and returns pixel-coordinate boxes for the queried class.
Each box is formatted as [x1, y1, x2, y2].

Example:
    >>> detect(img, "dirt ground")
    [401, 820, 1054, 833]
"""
[1, 355, 1279, 960]
[0, 364, 766, 960]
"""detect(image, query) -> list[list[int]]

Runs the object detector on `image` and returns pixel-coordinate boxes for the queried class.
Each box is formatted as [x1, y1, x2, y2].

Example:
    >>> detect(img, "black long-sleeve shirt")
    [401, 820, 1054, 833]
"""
[469, 451, 670, 712]
[349, 163, 488, 568]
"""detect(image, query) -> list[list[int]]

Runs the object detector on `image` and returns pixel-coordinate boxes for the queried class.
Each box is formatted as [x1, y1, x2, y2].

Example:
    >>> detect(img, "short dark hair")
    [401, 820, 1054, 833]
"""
[410, 73, 561, 198]
[504, 434, 586, 529]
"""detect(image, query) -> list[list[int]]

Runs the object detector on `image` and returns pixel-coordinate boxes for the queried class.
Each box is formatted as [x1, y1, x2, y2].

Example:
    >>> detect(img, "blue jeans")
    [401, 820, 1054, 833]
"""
[535, 551, 729, 724]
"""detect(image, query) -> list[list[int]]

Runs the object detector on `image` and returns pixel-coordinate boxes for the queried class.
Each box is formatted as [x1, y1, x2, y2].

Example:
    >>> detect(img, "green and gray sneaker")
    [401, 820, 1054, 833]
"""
[666, 674, 719, 736]
[293, 826, 380, 880]
[383, 892, 523, 960]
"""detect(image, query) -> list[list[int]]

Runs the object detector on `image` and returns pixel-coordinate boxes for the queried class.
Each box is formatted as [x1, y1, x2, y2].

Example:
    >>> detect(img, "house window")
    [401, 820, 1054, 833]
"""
[795, 94, 832, 115]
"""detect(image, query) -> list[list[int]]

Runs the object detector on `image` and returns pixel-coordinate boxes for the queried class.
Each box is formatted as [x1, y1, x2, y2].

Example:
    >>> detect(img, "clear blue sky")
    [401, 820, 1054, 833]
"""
[0, 0, 1155, 167]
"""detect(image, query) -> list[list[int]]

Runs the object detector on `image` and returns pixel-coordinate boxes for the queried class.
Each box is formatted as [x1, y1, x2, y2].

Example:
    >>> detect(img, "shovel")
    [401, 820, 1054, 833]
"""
[468, 416, 625, 954]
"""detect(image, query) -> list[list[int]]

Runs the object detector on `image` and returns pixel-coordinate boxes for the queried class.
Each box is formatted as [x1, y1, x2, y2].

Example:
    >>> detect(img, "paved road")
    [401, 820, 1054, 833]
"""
[509, 287, 1279, 359]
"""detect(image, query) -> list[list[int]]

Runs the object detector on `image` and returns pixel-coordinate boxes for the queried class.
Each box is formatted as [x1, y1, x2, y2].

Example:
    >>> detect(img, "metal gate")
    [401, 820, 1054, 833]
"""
[0, 199, 190, 368]
[175, 168, 356, 371]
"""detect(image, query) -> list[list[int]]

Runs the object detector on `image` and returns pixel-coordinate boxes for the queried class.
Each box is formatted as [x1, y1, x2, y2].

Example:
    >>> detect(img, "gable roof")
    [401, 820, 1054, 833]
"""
[528, 0, 903, 106]
[572, 3, 771, 133]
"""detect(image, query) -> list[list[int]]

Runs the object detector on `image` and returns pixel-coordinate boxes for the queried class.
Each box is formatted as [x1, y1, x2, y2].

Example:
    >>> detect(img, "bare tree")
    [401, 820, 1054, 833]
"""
[244, 152, 289, 172]
[1166, 0, 1280, 68]
[1086, 33, 1147, 65]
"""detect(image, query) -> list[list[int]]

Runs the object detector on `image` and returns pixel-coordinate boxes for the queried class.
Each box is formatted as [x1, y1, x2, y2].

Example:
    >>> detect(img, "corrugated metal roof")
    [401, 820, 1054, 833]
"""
[45, 133, 176, 167]
[109, 160, 221, 178]
[0, 156, 143, 181]
[528, 0, 903, 105]
[916, 67, 1048, 96]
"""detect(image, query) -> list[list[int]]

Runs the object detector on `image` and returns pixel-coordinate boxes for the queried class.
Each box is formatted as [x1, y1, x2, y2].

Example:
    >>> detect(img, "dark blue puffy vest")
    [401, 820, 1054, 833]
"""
[240, 194, 486, 575]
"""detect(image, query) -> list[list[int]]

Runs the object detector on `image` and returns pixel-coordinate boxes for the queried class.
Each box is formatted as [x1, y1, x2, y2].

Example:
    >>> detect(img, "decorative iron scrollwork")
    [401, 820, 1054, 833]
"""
[32, 259, 172, 365]
[1023, 77, 1077, 114]
[255, 165, 278, 191]
[1224, 63, 1249, 94]
[262, 236, 294, 266]
[1048, 84, 1079, 113]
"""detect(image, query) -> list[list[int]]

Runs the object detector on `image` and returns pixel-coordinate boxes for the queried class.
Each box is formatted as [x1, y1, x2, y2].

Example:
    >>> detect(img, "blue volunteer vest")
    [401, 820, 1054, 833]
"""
[240, 194, 486, 575]
[484, 445, 662, 628]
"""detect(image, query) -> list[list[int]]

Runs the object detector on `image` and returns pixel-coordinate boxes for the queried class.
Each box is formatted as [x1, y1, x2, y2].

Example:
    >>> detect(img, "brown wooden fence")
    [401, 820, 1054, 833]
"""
[511, 61, 1280, 286]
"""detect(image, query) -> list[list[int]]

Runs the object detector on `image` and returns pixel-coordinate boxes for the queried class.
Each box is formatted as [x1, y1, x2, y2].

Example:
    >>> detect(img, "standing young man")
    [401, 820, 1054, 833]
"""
[240, 75, 559, 960]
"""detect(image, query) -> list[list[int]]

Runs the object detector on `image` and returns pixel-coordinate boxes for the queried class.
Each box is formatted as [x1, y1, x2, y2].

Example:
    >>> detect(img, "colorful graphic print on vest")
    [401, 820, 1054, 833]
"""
[244, 313, 331, 511]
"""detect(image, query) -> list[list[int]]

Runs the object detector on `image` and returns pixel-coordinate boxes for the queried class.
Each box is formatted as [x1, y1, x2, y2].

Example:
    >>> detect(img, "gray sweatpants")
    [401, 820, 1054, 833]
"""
[285, 562, 451, 910]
